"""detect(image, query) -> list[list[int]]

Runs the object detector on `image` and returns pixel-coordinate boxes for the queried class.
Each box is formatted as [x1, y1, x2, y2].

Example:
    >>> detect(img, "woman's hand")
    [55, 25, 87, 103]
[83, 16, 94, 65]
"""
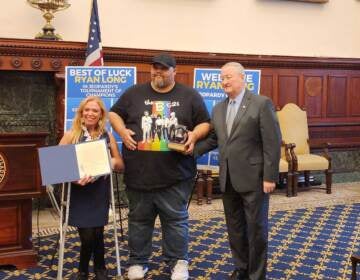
[75, 175, 93, 186]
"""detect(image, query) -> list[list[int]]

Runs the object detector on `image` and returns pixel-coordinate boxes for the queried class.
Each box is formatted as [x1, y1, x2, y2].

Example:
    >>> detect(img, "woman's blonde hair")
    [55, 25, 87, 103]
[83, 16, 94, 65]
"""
[70, 96, 107, 144]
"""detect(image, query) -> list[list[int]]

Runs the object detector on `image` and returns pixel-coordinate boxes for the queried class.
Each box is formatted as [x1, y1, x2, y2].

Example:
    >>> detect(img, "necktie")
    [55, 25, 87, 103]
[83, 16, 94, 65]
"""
[226, 100, 236, 135]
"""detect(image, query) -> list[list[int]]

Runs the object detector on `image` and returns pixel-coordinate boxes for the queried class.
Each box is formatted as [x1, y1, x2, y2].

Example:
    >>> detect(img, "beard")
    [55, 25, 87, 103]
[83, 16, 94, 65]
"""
[154, 75, 171, 89]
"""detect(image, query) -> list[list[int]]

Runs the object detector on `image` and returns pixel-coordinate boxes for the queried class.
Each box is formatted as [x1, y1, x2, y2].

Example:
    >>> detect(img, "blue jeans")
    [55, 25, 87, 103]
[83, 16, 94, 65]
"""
[126, 179, 194, 265]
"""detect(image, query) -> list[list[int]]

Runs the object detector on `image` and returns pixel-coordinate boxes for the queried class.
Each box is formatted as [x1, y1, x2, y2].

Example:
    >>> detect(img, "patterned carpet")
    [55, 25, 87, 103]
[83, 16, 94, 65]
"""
[1, 203, 359, 279]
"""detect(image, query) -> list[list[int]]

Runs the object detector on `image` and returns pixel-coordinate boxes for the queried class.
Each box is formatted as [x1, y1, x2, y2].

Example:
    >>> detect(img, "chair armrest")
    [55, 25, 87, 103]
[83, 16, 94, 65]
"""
[307, 140, 332, 170]
[282, 141, 296, 170]
[321, 143, 331, 163]
[308, 139, 330, 149]
[308, 139, 332, 160]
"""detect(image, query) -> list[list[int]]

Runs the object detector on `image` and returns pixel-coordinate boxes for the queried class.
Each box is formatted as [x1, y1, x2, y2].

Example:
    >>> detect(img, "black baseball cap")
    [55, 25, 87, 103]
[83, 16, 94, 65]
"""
[152, 54, 176, 68]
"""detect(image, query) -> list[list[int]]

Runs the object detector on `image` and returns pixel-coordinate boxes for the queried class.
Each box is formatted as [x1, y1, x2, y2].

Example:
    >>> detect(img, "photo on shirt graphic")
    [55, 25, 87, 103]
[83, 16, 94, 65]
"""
[137, 100, 184, 152]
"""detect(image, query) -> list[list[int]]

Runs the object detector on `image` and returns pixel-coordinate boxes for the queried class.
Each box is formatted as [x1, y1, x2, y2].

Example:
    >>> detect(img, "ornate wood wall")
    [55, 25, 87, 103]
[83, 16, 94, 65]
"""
[1, 38, 360, 151]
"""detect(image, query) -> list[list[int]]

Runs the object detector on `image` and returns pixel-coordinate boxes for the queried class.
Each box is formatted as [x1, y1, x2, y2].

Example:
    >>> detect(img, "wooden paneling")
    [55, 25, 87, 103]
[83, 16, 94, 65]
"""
[309, 123, 360, 149]
[304, 76, 323, 118]
[137, 71, 150, 84]
[327, 76, 347, 117]
[0, 200, 36, 269]
[176, 72, 191, 85]
[278, 75, 299, 107]
[260, 75, 273, 99]
[350, 77, 360, 117]
[1, 38, 360, 149]
[0, 205, 18, 246]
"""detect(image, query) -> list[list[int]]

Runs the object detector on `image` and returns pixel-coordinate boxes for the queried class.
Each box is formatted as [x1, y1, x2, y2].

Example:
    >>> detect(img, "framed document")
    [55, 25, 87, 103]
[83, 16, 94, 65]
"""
[38, 139, 111, 185]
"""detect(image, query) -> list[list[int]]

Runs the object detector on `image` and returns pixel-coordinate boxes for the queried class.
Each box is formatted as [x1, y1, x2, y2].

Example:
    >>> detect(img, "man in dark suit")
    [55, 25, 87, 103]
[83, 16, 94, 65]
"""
[195, 62, 281, 280]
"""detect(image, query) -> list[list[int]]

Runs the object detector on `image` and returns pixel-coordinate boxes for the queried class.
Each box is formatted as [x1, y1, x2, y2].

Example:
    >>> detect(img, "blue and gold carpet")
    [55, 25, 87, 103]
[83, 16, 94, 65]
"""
[0, 203, 359, 279]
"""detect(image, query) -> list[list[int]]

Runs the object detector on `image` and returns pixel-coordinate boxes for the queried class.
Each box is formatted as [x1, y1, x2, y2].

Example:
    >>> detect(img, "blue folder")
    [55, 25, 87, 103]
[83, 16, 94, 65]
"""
[38, 139, 110, 185]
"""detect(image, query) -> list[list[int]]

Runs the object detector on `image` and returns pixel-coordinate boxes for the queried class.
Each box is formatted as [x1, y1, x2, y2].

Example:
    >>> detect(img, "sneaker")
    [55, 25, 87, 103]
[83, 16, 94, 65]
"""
[128, 265, 149, 280]
[171, 260, 189, 280]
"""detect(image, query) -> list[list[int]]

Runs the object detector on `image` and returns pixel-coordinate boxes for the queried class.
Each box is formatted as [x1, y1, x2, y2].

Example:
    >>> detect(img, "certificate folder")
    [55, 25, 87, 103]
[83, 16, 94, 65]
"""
[38, 139, 111, 185]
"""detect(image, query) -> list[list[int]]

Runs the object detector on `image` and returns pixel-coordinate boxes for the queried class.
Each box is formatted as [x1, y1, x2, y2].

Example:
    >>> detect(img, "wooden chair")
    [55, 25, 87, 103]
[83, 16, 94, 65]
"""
[276, 103, 332, 196]
[192, 169, 215, 206]
[351, 255, 360, 280]
[279, 142, 295, 197]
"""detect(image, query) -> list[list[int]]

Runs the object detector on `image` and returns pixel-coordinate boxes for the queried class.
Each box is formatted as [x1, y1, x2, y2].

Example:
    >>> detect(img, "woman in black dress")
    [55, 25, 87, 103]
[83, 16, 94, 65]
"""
[59, 96, 124, 280]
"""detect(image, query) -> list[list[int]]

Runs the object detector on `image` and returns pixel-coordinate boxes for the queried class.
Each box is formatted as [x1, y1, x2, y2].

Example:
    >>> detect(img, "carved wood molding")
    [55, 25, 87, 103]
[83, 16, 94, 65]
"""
[0, 38, 86, 59]
[289, 0, 328, 3]
[1, 38, 360, 71]
[309, 122, 360, 127]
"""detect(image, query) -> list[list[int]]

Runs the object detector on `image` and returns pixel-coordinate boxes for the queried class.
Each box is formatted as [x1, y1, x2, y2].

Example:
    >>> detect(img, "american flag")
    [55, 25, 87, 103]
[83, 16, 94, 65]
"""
[84, 0, 103, 66]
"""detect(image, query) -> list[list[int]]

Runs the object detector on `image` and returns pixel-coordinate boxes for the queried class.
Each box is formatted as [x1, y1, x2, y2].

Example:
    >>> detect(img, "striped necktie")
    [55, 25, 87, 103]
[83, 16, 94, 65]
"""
[226, 100, 236, 135]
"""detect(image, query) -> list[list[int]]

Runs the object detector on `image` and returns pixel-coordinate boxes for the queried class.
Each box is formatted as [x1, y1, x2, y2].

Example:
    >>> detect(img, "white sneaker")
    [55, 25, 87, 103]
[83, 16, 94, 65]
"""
[171, 260, 189, 280]
[128, 265, 148, 280]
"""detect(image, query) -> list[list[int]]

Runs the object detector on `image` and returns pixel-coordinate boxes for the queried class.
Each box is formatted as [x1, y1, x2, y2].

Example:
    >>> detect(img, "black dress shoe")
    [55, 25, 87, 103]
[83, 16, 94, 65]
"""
[229, 269, 247, 280]
[73, 272, 88, 280]
[94, 269, 109, 280]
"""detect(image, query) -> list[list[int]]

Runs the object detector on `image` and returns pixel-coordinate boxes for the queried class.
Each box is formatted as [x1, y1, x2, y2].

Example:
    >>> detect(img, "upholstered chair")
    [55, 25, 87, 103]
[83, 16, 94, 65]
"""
[276, 103, 332, 196]
[278, 142, 295, 197]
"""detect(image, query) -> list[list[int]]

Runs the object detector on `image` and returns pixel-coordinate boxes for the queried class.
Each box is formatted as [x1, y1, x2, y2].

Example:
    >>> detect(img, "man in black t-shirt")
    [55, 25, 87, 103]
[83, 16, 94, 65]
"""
[109, 53, 210, 280]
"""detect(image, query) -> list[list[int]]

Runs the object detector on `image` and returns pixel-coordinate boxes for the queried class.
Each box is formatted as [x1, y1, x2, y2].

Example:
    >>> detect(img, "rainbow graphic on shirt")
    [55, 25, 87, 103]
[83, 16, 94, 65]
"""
[137, 101, 173, 151]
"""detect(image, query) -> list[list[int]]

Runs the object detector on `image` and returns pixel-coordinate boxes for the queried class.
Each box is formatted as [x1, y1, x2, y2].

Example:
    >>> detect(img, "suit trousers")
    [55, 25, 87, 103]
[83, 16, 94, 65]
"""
[222, 173, 269, 280]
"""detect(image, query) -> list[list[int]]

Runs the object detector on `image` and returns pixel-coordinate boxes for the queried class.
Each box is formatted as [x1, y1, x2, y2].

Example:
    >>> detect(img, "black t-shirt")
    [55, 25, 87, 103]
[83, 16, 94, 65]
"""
[110, 82, 210, 190]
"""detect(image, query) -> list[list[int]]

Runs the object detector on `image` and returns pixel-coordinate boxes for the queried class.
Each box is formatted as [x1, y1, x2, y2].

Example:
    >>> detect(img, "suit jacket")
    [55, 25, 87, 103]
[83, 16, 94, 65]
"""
[195, 90, 281, 193]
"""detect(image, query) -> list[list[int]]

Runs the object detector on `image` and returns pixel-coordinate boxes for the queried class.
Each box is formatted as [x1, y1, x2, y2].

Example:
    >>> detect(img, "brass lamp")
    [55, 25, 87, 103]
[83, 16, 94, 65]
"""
[27, 0, 71, 40]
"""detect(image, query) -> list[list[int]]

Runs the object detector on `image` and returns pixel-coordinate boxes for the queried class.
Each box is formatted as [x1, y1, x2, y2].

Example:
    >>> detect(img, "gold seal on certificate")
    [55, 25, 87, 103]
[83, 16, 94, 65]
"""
[168, 125, 188, 152]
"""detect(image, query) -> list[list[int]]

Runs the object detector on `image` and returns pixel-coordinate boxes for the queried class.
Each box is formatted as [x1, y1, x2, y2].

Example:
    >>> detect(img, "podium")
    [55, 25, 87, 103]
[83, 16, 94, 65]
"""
[0, 132, 47, 269]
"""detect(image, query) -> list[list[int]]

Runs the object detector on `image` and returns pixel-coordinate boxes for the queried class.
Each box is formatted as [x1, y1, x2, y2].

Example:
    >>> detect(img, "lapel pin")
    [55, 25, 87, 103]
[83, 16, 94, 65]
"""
[242, 105, 246, 109]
